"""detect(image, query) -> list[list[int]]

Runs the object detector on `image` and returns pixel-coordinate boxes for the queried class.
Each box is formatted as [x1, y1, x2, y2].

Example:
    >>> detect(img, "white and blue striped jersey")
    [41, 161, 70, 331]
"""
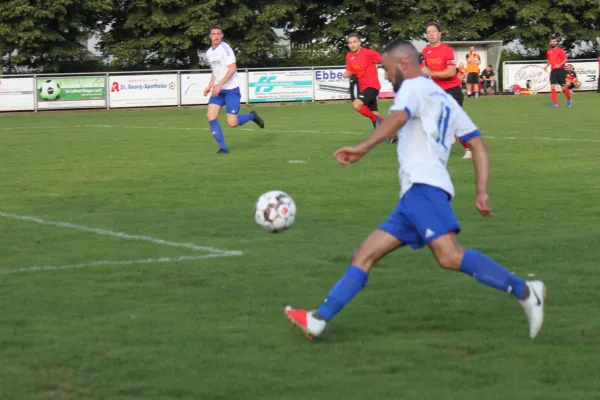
[389, 76, 481, 199]
[205, 41, 239, 90]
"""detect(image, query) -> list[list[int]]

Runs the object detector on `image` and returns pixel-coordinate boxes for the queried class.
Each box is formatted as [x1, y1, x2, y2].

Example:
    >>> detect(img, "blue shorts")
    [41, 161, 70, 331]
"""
[378, 184, 461, 249]
[208, 87, 241, 114]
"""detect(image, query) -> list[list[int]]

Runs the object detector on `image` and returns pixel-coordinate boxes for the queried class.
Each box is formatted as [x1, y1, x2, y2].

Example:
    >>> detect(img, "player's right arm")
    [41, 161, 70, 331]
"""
[204, 73, 215, 96]
[343, 54, 353, 79]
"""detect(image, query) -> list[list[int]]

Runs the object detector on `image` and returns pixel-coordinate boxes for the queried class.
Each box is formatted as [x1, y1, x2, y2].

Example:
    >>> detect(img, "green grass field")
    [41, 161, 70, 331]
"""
[1, 93, 600, 400]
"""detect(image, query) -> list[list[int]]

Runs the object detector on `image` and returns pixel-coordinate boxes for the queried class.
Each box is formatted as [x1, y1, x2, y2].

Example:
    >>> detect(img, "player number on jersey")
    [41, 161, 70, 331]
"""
[436, 103, 451, 149]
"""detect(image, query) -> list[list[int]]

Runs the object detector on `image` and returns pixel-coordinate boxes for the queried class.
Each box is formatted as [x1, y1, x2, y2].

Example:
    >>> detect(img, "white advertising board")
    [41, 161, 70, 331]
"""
[313, 68, 350, 100]
[109, 74, 178, 108]
[0, 78, 35, 111]
[248, 70, 313, 102]
[503, 61, 598, 93]
[180, 72, 248, 105]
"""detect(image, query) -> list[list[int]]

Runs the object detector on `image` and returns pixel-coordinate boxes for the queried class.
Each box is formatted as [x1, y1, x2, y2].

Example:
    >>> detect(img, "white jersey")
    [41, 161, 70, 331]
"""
[205, 41, 239, 90]
[389, 76, 480, 199]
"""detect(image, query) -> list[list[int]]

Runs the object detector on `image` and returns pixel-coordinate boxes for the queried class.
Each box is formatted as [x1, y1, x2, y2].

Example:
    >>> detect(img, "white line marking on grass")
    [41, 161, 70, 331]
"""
[0, 254, 239, 274]
[0, 211, 241, 255]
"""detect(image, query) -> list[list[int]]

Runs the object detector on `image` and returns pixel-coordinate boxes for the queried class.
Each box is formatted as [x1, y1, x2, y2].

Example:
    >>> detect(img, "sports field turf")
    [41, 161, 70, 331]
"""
[1, 93, 600, 399]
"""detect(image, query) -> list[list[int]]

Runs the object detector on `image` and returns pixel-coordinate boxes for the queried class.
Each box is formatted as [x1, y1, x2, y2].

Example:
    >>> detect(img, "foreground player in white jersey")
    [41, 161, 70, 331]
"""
[285, 39, 546, 340]
[204, 25, 264, 154]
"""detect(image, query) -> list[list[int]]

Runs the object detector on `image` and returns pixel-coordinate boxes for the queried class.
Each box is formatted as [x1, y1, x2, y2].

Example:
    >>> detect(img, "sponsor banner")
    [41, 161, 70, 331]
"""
[248, 70, 313, 102]
[503, 61, 598, 93]
[314, 68, 395, 100]
[377, 67, 395, 98]
[36, 77, 106, 109]
[314, 68, 351, 100]
[180, 72, 248, 105]
[0, 78, 35, 111]
[109, 74, 178, 108]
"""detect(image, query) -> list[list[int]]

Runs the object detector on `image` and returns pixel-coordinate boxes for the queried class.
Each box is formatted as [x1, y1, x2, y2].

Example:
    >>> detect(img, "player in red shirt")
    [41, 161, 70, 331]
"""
[421, 23, 471, 159]
[343, 33, 396, 143]
[545, 36, 572, 108]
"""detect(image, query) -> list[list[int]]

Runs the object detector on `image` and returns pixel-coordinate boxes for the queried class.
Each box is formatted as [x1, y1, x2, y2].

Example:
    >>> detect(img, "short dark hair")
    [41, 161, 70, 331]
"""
[209, 25, 223, 35]
[348, 32, 361, 40]
[382, 38, 417, 56]
[550, 35, 558, 40]
[425, 22, 441, 33]
[488, 64, 493, 68]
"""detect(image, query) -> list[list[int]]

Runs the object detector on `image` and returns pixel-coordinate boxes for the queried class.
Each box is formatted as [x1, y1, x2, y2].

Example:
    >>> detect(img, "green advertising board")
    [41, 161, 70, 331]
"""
[36, 76, 106, 109]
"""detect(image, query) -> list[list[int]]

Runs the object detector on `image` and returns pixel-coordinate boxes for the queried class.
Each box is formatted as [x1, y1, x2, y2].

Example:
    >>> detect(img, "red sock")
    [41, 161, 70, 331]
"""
[459, 139, 470, 151]
[563, 87, 571, 101]
[359, 105, 377, 122]
[551, 88, 558, 104]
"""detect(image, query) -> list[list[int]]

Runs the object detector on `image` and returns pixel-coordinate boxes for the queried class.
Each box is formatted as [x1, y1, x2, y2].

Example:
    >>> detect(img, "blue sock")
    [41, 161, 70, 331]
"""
[460, 249, 526, 298]
[236, 113, 254, 126]
[209, 119, 227, 150]
[316, 266, 368, 321]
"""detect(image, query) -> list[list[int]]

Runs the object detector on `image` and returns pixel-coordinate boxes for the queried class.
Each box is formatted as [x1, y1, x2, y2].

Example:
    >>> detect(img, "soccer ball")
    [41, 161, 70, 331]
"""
[39, 79, 61, 100]
[254, 190, 296, 233]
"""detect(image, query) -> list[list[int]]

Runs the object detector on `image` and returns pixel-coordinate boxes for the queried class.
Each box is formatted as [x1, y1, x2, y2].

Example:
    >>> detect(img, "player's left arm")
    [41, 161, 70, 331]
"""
[370, 49, 382, 64]
[427, 47, 457, 78]
[455, 111, 492, 216]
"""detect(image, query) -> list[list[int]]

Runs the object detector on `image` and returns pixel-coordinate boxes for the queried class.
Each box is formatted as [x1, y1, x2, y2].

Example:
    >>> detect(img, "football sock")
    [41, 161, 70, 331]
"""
[359, 105, 377, 122]
[237, 113, 254, 126]
[459, 139, 470, 151]
[551, 88, 558, 104]
[209, 119, 227, 150]
[563, 87, 571, 101]
[315, 266, 368, 321]
[459, 249, 527, 299]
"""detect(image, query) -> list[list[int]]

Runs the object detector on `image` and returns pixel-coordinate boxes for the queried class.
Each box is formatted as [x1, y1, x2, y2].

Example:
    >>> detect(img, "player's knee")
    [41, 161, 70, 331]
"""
[350, 244, 378, 271]
[435, 249, 463, 271]
[352, 102, 362, 111]
[226, 120, 238, 128]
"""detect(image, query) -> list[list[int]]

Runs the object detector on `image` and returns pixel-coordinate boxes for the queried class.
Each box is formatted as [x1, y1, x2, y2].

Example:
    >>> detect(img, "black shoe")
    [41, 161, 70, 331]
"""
[388, 135, 398, 144]
[217, 149, 229, 154]
[249, 110, 264, 129]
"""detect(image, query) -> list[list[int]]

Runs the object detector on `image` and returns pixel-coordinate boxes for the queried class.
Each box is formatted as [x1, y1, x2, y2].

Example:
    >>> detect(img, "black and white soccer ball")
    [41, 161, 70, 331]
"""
[39, 79, 61, 100]
[254, 190, 296, 233]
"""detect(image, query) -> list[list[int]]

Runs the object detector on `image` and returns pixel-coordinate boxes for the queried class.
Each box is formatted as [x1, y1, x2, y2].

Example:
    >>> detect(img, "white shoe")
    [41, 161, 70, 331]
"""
[519, 281, 546, 339]
[462, 150, 472, 159]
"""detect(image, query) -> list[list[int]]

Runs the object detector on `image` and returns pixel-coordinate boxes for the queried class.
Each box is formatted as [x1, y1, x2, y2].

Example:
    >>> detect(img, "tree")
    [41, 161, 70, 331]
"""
[98, 0, 297, 70]
[0, 0, 111, 73]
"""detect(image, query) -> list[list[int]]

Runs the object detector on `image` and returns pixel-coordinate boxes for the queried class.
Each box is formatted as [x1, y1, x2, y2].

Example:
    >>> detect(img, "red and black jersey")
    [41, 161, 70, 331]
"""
[345, 48, 381, 92]
[422, 43, 462, 90]
[546, 47, 567, 70]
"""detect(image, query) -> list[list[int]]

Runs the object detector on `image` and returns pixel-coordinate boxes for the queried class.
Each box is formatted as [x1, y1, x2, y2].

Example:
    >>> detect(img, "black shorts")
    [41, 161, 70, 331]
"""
[445, 86, 464, 107]
[466, 72, 480, 84]
[349, 80, 379, 111]
[550, 69, 566, 86]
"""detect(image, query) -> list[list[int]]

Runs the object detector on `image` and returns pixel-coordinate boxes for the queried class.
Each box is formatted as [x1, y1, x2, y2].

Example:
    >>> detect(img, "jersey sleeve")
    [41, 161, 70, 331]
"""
[454, 107, 481, 142]
[444, 46, 456, 66]
[389, 80, 420, 118]
[222, 43, 236, 65]
[368, 49, 382, 63]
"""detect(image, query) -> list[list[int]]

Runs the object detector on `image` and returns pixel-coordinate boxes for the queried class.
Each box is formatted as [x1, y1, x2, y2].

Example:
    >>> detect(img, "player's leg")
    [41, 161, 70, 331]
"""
[428, 233, 546, 339]
[206, 98, 228, 153]
[558, 70, 572, 106]
[401, 184, 545, 338]
[224, 88, 265, 129]
[285, 200, 413, 339]
[550, 70, 560, 107]
[354, 90, 378, 124]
